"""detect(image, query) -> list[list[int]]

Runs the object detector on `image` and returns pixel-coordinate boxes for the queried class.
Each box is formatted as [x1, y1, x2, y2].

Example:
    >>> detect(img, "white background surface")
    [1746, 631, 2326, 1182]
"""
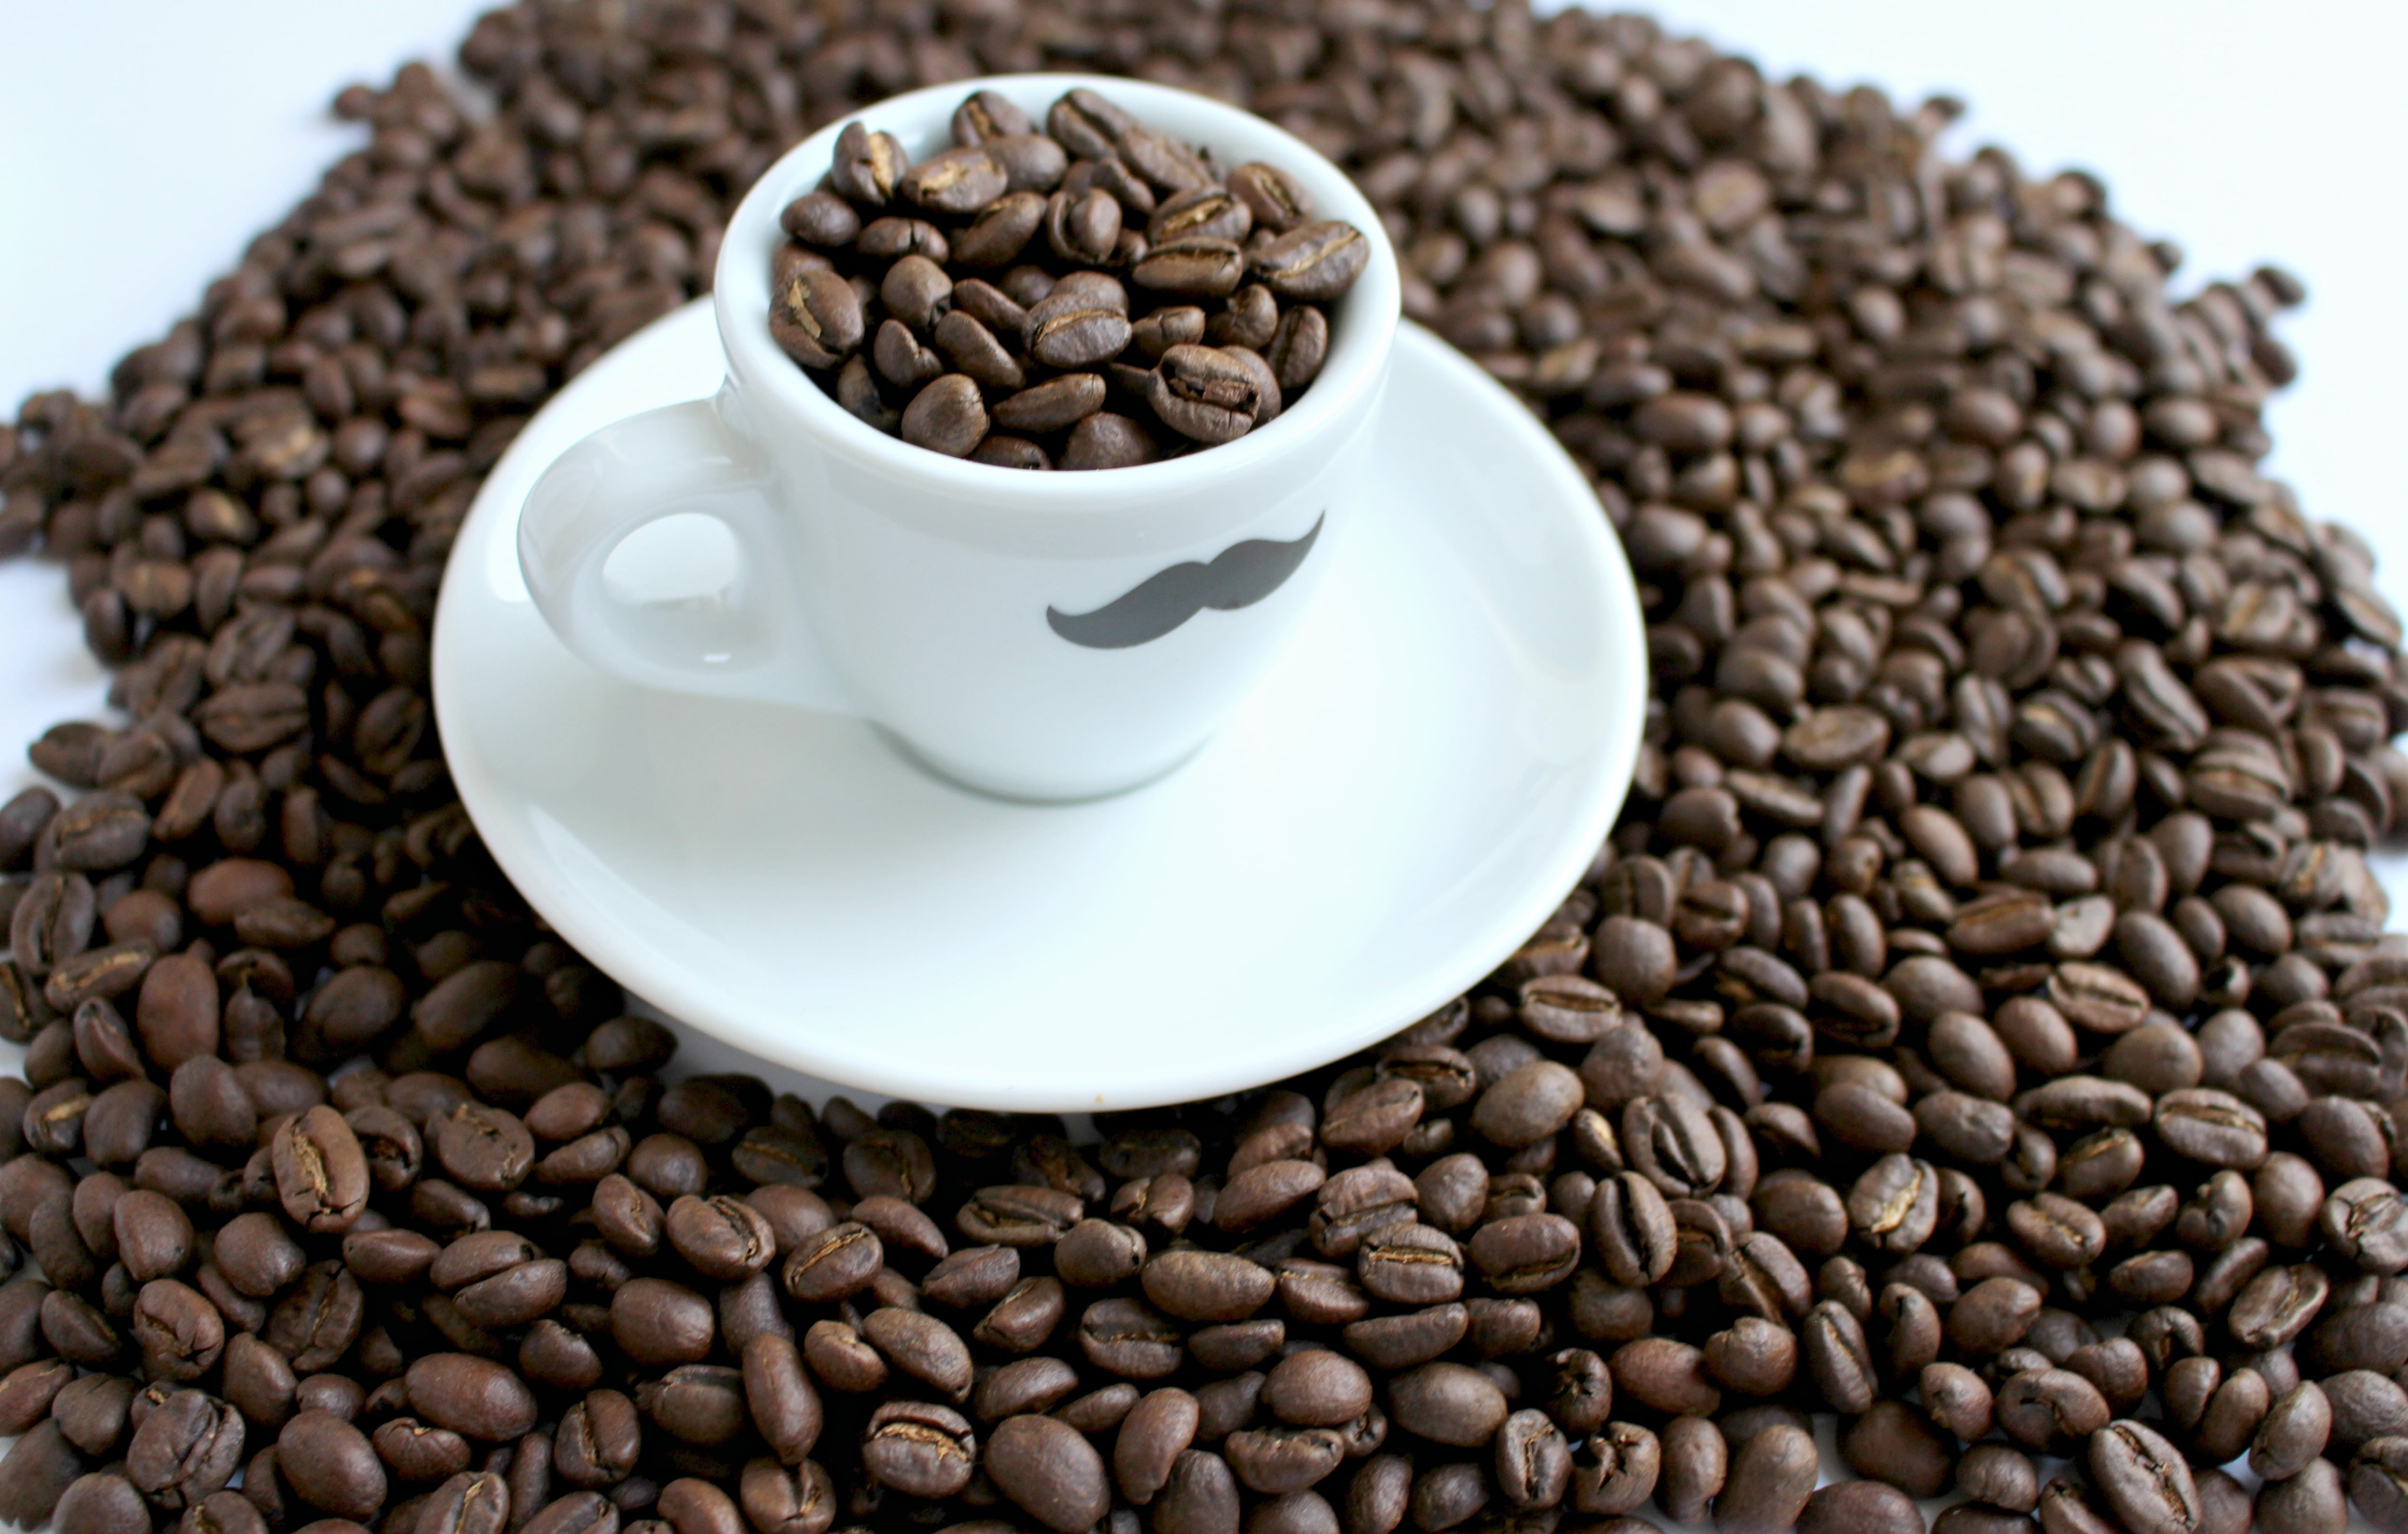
[0, 1, 2400, 1523]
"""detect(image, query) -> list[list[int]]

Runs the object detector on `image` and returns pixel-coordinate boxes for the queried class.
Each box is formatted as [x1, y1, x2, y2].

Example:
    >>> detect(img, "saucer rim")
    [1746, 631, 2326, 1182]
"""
[433, 301, 1645, 1109]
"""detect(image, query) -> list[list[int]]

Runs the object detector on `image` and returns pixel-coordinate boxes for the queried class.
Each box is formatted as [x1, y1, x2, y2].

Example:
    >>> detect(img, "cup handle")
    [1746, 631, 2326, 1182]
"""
[517, 384, 855, 713]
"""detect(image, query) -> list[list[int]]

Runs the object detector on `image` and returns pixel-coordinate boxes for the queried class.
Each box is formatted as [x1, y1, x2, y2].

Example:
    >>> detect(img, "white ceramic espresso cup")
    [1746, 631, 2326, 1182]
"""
[517, 73, 1399, 801]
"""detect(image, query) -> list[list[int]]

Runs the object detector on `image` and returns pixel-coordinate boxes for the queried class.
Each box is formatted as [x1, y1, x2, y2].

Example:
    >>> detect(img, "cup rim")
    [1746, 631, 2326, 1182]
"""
[713, 72, 1402, 510]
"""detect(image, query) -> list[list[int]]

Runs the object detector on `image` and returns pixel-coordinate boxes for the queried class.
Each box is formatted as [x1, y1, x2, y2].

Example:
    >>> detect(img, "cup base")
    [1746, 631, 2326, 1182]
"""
[877, 725, 1212, 804]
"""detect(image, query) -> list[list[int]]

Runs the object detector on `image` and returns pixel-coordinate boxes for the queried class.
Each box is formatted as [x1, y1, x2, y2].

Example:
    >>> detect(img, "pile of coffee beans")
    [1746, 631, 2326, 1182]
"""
[5, 5, 2408, 1534]
[771, 87, 1369, 468]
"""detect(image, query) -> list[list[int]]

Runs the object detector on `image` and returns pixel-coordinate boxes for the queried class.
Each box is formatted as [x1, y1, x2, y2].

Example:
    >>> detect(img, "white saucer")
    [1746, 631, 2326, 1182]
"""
[432, 300, 1644, 1111]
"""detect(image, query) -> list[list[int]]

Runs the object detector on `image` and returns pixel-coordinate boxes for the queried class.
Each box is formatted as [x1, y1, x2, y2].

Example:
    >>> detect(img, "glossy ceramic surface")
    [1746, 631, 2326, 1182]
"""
[517, 74, 1402, 801]
[433, 299, 1645, 1110]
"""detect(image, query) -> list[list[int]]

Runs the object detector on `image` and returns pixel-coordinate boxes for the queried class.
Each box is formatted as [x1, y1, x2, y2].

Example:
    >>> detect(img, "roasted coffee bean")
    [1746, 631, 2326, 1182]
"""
[1607, 1337, 1718, 1417]
[657, 1479, 744, 1534]
[1355, 1223, 1463, 1306]
[986, 1413, 1111, 1532]
[1136, 1252, 1271, 1319]
[606, 1277, 712, 1367]
[1715, 1423, 1817, 1534]
[771, 268, 866, 371]
[554, 1390, 641, 1488]
[127, 1389, 245, 1509]
[1995, 1368, 2110, 1454]
[1922, 1363, 1995, 1442]
[1384, 1363, 1505, 1447]
[994, 374, 1107, 434]
[861, 1400, 975, 1498]
[1259, 1350, 1370, 1429]
[1148, 346, 1263, 444]
[1250, 222, 1369, 302]
[2087, 1421, 2198, 1534]
[634, 1362, 748, 1448]
[1079, 1296, 1182, 1378]
[856, 1307, 969, 1399]
[2300, 1298, 2408, 1375]
[664, 1195, 776, 1281]
[1950, 1276, 2042, 1355]
[901, 146, 1007, 216]
[2252, 1380, 2331, 1481]
[1227, 163, 1311, 233]
[56, 1471, 151, 1534]
[1114, 1388, 1200, 1504]
[2259, 1458, 2348, 1534]
[988, 1359, 1107, 1429]
[2326, 1368, 2408, 1458]
[0, 1420, 89, 1526]
[738, 1458, 833, 1534]
[280, 1411, 385, 1520]
[951, 1179, 1079, 1241]
[2351, 1438, 2408, 1533]
[2326, 1178, 2408, 1272]
[1959, 1444, 2039, 1514]
[404, 1355, 538, 1442]
[1565, 1420, 1656, 1516]
[1798, 1479, 1925, 1534]
[1647, 1413, 1722, 1525]
[271, 1106, 367, 1232]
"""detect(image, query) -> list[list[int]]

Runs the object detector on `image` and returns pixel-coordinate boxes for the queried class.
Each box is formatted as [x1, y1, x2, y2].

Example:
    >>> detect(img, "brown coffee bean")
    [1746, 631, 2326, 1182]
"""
[1920, 1362, 1994, 1441]
[2259, 1458, 2347, 1534]
[1960, 1444, 2039, 1514]
[983, 1412, 1110, 1533]
[771, 268, 865, 371]
[1060, 412, 1159, 470]
[2325, 1178, 2408, 1272]
[57, 1472, 151, 1534]
[902, 146, 1006, 216]
[984, 373, 1102, 435]
[1250, 222, 1370, 302]
[1608, 1337, 1719, 1417]
[1024, 292, 1133, 371]
[1996, 1367, 2110, 1454]
[862, 1400, 975, 1498]
[831, 122, 907, 205]
[1715, 1423, 1817, 1534]
[280, 1411, 385, 1520]
[1079, 1296, 1182, 1378]
[2085, 1421, 2199, 1534]
[1148, 346, 1264, 444]
[1950, 1276, 2042, 1354]
[404, 1355, 537, 1442]
[1139, 1249, 1272, 1324]
[127, 1389, 244, 1509]
[2252, 1380, 2331, 1482]
[1382, 1362, 1503, 1447]
[898, 376, 989, 458]
[1799, 1479, 1925, 1534]
[2350, 1438, 2408, 1533]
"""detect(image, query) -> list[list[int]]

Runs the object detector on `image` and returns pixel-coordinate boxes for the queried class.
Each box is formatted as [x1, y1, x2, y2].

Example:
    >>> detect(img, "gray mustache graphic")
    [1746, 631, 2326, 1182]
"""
[1047, 514, 1324, 650]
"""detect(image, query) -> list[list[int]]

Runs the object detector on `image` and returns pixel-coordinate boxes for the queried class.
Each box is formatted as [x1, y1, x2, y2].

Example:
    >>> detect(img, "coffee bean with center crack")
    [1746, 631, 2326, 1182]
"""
[1149, 346, 1262, 444]
[126, 1389, 244, 1510]
[2087, 1420, 2200, 1534]
[862, 1400, 975, 1498]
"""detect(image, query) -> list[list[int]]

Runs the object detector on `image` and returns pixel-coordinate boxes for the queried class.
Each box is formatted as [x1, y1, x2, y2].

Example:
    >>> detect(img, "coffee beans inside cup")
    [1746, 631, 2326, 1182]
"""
[769, 88, 1370, 469]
